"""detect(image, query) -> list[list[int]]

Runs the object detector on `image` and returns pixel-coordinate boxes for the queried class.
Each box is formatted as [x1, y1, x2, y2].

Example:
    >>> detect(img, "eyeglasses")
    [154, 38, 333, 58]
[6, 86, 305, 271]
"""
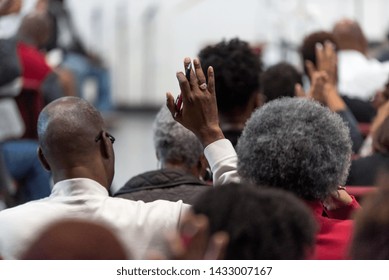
[95, 131, 115, 144]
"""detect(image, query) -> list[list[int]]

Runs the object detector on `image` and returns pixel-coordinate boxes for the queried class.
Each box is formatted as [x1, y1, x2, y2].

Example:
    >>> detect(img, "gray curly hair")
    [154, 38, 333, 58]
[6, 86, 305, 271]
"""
[237, 98, 352, 201]
[153, 106, 203, 168]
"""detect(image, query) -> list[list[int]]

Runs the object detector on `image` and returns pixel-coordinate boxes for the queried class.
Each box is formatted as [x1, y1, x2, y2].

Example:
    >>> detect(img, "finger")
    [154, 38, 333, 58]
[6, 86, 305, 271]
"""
[177, 71, 192, 103]
[166, 92, 178, 118]
[294, 83, 306, 98]
[315, 42, 324, 69]
[324, 40, 335, 58]
[184, 57, 198, 90]
[207, 66, 216, 96]
[305, 60, 316, 80]
[193, 58, 207, 86]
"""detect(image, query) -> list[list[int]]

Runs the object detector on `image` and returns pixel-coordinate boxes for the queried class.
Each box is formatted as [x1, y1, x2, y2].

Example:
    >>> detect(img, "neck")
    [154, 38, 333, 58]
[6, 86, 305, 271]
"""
[219, 108, 253, 132]
[52, 166, 110, 190]
[16, 34, 39, 47]
[219, 93, 261, 130]
[162, 162, 200, 178]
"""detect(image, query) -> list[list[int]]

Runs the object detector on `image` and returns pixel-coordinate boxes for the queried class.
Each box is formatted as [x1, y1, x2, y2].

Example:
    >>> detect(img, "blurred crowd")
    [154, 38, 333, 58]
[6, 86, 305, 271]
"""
[1, 0, 389, 261]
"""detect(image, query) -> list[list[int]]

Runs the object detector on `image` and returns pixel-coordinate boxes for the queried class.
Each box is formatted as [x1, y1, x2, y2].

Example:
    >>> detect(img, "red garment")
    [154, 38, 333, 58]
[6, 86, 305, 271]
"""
[306, 197, 360, 260]
[17, 42, 52, 90]
[15, 42, 52, 139]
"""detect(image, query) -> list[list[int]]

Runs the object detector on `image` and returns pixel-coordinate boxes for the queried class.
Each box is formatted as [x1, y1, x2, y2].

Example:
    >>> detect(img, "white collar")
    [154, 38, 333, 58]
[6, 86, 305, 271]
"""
[51, 178, 109, 197]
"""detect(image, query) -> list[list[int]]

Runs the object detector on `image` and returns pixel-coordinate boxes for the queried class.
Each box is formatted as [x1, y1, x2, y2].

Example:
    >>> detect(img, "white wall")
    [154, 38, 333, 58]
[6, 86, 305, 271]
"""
[67, 0, 389, 107]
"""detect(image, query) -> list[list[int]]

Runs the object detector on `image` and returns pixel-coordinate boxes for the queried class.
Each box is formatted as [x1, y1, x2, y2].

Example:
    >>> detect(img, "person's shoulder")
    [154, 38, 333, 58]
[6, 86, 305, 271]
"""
[108, 195, 186, 210]
[0, 199, 48, 217]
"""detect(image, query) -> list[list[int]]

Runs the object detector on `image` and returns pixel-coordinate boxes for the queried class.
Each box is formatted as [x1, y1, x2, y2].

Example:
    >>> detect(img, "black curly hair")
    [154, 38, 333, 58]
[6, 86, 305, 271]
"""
[198, 38, 262, 114]
[192, 183, 316, 260]
[261, 62, 303, 102]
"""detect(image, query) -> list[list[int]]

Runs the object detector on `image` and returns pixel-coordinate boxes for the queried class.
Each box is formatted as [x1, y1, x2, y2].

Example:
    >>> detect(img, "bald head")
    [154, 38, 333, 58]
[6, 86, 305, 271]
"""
[37, 97, 114, 185]
[38, 96, 104, 157]
[22, 219, 129, 259]
[333, 18, 368, 54]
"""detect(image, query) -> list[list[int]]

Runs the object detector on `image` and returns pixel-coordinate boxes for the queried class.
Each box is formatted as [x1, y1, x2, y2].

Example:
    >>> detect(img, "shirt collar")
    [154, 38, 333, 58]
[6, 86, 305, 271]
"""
[51, 178, 109, 197]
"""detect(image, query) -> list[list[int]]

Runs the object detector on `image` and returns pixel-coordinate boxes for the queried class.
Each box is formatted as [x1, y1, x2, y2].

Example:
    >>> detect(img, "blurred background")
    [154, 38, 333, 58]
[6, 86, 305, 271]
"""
[66, 0, 389, 107]
[4, 0, 389, 193]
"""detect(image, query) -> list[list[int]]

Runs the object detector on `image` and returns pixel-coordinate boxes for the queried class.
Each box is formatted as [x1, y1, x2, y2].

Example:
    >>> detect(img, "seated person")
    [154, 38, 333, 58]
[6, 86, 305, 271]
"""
[21, 218, 128, 259]
[333, 18, 389, 102]
[0, 97, 194, 259]
[301, 30, 376, 124]
[349, 178, 389, 259]
[347, 115, 389, 186]
[192, 183, 316, 259]
[166, 58, 359, 259]
[300, 31, 364, 153]
[115, 106, 210, 204]
[14, 11, 66, 138]
[0, 12, 59, 204]
[260, 62, 304, 102]
[44, 0, 112, 112]
[198, 38, 263, 147]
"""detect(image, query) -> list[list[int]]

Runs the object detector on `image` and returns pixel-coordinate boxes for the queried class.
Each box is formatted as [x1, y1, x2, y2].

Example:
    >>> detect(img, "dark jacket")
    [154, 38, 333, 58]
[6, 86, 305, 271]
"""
[114, 169, 210, 205]
[346, 153, 389, 186]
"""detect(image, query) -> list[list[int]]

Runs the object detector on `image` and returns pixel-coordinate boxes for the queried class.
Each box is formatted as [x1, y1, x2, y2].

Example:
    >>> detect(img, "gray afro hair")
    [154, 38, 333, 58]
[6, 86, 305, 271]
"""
[153, 106, 203, 168]
[237, 98, 352, 201]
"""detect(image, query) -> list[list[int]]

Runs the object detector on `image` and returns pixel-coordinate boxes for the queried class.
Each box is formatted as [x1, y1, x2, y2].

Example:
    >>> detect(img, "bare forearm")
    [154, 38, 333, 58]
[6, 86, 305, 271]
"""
[325, 85, 346, 112]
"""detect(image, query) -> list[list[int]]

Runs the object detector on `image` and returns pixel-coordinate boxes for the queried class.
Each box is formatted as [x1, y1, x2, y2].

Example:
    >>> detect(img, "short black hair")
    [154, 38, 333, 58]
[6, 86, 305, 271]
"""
[192, 183, 316, 260]
[261, 62, 303, 102]
[198, 38, 262, 114]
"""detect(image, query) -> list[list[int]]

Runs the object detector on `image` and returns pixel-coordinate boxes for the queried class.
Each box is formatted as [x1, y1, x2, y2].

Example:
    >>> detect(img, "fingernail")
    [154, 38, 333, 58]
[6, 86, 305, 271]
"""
[315, 43, 323, 49]
[184, 57, 191, 64]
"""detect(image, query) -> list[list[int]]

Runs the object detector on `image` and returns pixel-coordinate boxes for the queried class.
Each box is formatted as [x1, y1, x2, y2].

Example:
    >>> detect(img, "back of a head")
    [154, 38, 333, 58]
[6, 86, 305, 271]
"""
[373, 115, 389, 155]
[192, 183, 316, 259]
[237, 98, 352, 201]
[261, 62, 303, 102]
[18, 12, 51, 48]
[153, 106, 203, 169]
[350, 180, 389, 259]
[22, 219, 129, 259]
[198, 38, 262, 114]
[37, 97, 105, 168]
[300, 31, 338, 76]
[332, 18, 368, 53]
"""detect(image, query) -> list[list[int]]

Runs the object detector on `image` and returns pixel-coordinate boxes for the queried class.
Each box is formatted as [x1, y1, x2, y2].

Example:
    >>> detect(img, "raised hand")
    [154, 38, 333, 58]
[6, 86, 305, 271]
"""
[166, 57, 224, 147]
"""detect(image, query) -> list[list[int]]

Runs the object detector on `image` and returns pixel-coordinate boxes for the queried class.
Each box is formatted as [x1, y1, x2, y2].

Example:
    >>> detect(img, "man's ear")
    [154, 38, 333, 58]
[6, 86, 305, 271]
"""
[37, 147, 51, 171]
[100, 132, 114, 159]
[197, 154, 210, 180]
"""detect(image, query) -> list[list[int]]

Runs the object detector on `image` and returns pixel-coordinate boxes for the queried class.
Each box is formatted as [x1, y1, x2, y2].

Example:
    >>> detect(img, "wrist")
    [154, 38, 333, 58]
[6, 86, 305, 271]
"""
[198, 126, 225, 147]
[324, 85, 346, 112]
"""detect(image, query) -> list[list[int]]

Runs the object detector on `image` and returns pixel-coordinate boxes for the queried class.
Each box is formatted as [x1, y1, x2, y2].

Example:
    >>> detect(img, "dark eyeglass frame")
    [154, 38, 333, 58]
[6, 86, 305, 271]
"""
[95, 131, 115, 144]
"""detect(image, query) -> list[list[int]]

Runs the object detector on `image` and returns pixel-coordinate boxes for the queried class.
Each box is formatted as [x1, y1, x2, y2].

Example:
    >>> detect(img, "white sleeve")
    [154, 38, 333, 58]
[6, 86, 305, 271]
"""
[204, 139, 240, 186]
